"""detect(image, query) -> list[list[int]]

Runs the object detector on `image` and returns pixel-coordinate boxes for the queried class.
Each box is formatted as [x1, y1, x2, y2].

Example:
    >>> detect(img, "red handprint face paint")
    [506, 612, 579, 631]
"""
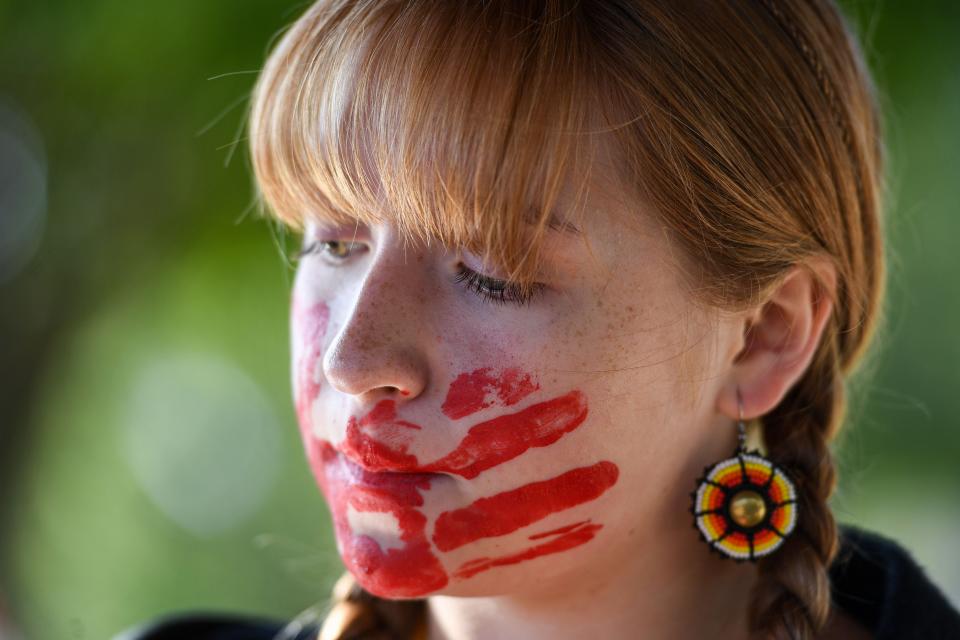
[292, 303, 620, 597]
[290, 194, 729, 605]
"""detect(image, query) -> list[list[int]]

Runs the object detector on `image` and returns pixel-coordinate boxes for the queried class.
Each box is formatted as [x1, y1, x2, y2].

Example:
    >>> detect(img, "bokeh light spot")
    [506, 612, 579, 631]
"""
[122, 351, 281, 537]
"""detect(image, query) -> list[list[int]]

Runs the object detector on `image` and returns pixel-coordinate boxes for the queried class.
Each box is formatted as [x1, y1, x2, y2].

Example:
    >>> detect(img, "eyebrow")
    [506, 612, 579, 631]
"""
[540, 211, 582, 236]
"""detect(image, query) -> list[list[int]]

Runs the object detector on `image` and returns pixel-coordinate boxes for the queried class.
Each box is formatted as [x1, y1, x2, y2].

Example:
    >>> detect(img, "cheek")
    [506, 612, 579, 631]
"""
[290, 297, 331, 454]
[440, 366, 541, 420]
[432, 461, 619, 554]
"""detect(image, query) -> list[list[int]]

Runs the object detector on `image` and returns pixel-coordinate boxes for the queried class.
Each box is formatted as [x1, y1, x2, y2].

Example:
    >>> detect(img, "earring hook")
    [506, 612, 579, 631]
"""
[735, 387, 747, 453]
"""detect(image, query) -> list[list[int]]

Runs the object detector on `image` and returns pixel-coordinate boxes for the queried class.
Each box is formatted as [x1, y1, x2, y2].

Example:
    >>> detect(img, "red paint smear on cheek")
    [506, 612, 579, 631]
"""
[293, 301, 330, 463]
[527, 519, 594, 541]
[441, 367, 540, 420]
[422, 390, 589, 479]
[311, 441, 449, 597]
[452, 521, 604, 580]
[432, 461, 619, 551]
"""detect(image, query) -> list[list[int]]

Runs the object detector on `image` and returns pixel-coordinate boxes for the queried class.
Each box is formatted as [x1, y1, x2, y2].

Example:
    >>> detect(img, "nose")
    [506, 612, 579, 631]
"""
[320, 238, 431, 406]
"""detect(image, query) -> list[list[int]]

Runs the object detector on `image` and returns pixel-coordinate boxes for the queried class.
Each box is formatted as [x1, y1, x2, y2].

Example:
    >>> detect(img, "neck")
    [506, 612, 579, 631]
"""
[424, 526, 758, 640]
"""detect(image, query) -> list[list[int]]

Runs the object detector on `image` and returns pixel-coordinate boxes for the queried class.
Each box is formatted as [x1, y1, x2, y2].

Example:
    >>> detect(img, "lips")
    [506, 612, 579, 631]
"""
[334, 446, 447, 485]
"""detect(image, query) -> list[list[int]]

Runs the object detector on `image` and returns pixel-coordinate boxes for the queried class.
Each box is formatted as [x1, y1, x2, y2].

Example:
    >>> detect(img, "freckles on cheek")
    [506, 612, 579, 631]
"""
[293, 346, 622, 596]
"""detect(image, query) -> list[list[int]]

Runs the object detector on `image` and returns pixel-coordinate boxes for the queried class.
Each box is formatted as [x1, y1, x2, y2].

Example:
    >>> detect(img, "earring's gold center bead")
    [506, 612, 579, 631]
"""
[729, 490, 766, 528]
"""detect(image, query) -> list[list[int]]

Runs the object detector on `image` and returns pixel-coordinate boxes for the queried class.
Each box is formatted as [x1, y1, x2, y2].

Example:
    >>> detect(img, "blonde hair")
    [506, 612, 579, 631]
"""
[248, 1, 888, 638]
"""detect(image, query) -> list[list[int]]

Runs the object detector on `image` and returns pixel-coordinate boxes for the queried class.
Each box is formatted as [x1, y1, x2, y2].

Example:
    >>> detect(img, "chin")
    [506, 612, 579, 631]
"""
[337, 536, 450, 599]
[347, 565, 515, 600]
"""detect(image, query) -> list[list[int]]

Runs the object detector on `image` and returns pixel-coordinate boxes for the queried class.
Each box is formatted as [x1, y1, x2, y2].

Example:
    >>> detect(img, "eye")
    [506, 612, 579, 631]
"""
[293, 239, 365, 264]
[454, 263, 545, 307]
[294, 240, 545, 307]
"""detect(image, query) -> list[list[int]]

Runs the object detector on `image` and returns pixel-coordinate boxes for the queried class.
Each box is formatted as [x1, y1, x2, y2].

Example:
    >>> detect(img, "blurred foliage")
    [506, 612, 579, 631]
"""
[0, 1, 957, 638]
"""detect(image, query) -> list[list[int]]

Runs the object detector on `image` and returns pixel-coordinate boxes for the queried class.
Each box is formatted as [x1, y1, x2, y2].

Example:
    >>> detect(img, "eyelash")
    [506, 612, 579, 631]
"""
[451, 264, 544, 307]
[294, 240, 545, 307]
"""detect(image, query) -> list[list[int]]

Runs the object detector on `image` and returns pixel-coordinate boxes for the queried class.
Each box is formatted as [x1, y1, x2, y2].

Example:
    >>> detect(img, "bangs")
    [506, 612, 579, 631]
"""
[248, 1, 605, 291]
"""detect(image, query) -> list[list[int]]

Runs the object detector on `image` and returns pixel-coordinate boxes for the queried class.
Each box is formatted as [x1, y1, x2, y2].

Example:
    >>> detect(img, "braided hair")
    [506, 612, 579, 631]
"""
[315, 573, 424, 640]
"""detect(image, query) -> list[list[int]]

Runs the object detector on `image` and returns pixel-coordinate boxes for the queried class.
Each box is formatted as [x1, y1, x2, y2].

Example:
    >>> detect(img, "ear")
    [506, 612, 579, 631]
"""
[717, 258, 837, 421]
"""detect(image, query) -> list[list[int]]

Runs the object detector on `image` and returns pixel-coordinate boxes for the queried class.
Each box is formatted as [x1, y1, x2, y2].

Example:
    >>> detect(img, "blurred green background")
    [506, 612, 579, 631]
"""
[0, 1, 957, 638]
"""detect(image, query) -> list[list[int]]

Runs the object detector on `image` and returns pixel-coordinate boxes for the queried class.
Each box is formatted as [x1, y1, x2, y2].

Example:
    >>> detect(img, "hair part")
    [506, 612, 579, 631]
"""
[249, 1, 889, 638]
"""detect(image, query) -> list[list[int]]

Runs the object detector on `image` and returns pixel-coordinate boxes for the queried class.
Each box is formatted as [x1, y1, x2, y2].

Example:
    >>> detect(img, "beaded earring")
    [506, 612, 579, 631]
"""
[689, 388, 798, 561]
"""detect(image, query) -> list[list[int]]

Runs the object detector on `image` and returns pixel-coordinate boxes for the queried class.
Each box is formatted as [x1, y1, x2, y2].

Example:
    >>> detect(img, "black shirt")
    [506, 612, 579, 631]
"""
[115, 523, 960, 639]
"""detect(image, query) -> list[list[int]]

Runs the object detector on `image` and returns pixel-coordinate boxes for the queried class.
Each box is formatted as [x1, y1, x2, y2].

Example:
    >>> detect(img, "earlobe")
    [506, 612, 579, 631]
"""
[719, 259, 837, 421]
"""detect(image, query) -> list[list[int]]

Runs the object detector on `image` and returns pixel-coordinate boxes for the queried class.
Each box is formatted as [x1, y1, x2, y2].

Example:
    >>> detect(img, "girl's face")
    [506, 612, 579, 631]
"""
[290, 169, 745, 599]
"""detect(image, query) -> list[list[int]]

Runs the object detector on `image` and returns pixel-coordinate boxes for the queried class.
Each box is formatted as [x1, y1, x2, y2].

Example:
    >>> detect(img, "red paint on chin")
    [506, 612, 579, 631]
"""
[432, 462, 618, 551]
[442, 367, 540, 419]
[310, 440, 448, 597]
[453, 521, 604, 580]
